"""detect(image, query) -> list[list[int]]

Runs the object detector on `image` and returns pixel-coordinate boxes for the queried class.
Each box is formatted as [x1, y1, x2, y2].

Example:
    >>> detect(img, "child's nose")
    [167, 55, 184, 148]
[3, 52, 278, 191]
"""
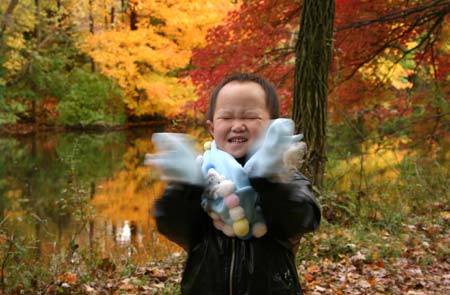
[231, 120, 246, 132]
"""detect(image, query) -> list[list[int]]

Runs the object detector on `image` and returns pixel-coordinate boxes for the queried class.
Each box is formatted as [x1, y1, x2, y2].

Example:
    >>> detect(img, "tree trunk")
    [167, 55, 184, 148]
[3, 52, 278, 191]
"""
[34, 0, 40, 41]
[121, 0, 126, 23]
[130, 9, 138, 30]
[1, 0, 19, 34]
[89, 0, 94, 34]
[30, 0, 41, 123]
[88, 0, 96, 72]
[292, 0, 335, 188]
[111, 6, 115, 26]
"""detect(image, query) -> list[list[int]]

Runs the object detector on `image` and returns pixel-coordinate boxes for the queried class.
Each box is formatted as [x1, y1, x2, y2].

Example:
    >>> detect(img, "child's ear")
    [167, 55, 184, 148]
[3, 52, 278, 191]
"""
[206, 120, 214, 136]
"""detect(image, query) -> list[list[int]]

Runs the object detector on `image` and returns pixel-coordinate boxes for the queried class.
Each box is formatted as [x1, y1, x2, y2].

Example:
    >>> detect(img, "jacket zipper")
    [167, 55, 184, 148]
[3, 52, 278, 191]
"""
[229, 239, 236, 295]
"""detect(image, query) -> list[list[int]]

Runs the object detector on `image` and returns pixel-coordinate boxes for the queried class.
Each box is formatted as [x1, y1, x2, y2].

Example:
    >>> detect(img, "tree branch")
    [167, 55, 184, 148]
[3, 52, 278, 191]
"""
[334, 2, 449, 85]
[1, 0, 19, 34]
[335, 0, 450, 32]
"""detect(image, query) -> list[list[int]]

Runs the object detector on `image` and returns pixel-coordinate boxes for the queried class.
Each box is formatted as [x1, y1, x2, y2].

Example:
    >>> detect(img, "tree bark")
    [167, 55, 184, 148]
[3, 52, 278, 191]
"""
[292, 0, 335, 188]
[130, 9, 138, 30]
[88, 0, 96, 72]
[111, 6, 115, 26]
[0, 0, 19, 34]
[89, 0, 94, 34]
[29, 0, 41, 123]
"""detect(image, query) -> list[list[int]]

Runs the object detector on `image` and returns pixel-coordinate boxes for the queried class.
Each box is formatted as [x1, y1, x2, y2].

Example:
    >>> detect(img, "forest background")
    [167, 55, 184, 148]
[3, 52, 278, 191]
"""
[0, 0, 449, 294]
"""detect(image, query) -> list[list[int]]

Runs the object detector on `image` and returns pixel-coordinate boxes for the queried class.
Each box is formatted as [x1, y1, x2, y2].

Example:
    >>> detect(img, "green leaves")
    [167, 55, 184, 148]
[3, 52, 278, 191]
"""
[56, 69, 125, 127]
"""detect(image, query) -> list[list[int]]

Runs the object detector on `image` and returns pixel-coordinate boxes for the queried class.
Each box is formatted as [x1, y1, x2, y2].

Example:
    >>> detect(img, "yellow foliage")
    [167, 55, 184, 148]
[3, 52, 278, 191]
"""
[90, 137, 157, 232]
[3, 51, 27, 75]
[91, 167, 163, 230]
[5, 34, 26, 49]
[0, 0, 35, 80]
[1, 0, 80, 80]
[438, 19, 450, 53]
[89, 135, 182, 257]
[361, 55, 413, 90]
[79, 0, 236, 118]
[330, 139, 410, 192]
[10, 1, 37, 33]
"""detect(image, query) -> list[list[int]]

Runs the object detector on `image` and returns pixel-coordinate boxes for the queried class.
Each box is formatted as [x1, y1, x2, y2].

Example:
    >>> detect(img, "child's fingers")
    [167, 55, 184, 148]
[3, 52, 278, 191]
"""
[152, 133, 199, 156]
[292, 134, 303, 142]
[144, 153, 157, 166]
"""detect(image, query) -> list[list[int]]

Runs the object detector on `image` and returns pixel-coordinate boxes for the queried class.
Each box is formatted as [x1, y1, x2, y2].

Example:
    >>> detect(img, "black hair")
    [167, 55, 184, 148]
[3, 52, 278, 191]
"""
[206, 73, 280, 121]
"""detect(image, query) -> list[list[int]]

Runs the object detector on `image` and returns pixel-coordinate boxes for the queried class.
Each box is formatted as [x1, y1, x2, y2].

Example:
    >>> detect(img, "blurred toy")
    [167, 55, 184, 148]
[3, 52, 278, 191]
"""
[203, 167, 266, 238]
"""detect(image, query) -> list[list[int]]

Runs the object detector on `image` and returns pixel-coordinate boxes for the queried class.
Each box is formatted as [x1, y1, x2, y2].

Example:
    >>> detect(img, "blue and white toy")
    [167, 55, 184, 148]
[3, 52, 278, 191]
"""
[201, 164, 267, 238]
[145, 118, 306, 240]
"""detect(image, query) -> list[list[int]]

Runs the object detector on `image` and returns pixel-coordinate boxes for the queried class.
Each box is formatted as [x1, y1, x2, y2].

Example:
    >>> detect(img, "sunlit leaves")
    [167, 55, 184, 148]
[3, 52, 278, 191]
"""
[190, 0, 299, 115]
[190, 0, 450, 143]
[80, 0, 235, 118]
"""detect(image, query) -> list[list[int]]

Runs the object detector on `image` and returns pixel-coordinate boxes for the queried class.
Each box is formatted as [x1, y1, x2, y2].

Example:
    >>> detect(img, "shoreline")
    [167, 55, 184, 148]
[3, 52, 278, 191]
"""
[0, 117, 204, 137]
[0, 121, 170, 136]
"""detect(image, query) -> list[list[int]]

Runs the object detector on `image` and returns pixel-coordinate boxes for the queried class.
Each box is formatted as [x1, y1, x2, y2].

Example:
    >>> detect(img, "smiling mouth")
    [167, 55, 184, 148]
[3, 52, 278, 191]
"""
[228, 137, 248, 143]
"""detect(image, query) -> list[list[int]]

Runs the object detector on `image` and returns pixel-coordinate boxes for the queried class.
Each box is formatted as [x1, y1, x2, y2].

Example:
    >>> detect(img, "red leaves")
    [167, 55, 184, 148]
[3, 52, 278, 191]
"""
[189, 0, 450, 134]
[190, 0, 299, 116]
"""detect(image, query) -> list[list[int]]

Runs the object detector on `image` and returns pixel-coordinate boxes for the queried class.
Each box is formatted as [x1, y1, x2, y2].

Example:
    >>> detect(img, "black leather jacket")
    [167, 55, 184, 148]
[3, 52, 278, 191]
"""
[154, 172, 321, 295]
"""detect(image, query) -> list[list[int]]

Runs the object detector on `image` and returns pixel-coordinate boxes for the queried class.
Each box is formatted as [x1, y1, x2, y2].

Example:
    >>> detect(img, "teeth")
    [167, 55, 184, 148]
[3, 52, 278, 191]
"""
[229, 138, 246, 143]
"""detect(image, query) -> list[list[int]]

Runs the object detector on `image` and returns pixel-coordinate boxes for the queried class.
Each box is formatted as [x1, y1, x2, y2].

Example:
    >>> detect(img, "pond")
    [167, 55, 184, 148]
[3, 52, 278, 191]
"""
[0, 124, 210, 264]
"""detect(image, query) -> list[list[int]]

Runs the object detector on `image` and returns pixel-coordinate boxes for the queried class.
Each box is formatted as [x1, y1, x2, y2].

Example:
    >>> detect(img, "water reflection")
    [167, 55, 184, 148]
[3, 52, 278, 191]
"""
[117, 220, 132, 245]
[0, 126, 210, 263]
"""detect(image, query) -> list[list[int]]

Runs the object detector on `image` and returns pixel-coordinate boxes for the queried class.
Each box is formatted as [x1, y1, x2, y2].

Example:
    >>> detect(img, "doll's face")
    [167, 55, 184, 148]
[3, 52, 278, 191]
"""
[207, 170, 222, 187]
[206, 81, 270, 159]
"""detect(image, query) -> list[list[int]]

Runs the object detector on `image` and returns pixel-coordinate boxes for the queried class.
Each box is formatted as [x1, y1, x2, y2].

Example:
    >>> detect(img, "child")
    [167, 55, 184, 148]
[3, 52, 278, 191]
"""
[146, 73, 320, 295]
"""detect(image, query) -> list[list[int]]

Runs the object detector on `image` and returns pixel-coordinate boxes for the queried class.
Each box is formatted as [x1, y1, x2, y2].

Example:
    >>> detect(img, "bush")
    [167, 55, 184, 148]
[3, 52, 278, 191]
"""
[56, 69, 126, 127]
[0, 56, 25, 125]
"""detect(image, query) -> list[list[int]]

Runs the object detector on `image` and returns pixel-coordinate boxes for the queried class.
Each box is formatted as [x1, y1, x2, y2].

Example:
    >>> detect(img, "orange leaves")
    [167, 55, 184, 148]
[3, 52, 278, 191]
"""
[303, 273, 315, 282]
[307, 264, 321, 274]
[304, 264, 321, 281]
[58, 272, 78, 284]
[79, 0, 235, 119]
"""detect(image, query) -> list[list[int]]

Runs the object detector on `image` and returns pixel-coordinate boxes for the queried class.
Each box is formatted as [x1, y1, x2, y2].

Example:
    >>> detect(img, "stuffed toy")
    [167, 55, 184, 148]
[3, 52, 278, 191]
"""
[200, 118, 305, 239]
[201, 165, 267, 238]
[145, 118, 306, 240]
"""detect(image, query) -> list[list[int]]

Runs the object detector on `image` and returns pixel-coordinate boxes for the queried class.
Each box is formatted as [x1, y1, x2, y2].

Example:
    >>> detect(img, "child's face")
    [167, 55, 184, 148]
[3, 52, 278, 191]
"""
[207, 81, 271, 158]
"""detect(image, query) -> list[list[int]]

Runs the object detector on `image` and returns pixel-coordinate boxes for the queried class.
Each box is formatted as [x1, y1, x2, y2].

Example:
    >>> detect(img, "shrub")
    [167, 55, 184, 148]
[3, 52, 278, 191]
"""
[57, 69, 126, 127]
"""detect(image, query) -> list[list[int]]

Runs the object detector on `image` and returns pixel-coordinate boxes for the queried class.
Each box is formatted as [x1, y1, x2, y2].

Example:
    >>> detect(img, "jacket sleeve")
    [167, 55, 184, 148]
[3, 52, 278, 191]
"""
[153, 182, 207, 251]
[249, 171, 321, 241]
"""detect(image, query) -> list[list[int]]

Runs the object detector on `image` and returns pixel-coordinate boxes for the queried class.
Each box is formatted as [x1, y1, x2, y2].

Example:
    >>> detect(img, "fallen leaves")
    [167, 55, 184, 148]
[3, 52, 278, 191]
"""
[295, 208, 450, 294]
[58, 272, 78, 284]
[3, 205, 448, 295]
[299, 255, 450, 295]
[40, 253, 184, 295]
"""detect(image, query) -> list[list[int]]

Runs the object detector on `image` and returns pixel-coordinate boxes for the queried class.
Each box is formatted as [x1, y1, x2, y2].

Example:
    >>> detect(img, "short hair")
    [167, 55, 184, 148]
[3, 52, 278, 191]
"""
[206, 73, 280, 121]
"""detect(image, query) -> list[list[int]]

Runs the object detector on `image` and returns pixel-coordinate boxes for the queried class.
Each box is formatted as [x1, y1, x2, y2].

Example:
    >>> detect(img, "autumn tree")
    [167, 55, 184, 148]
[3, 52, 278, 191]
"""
[80, 0, 235, 119]
[0, 0, 127, 126]
[190, 0, 300, 114]
[0, 0, 21, 123]
[293, 0, 335, 187]
[1, 0, 235, 126]
[331, 0, 450, 143]
[190, 0, 450, 183]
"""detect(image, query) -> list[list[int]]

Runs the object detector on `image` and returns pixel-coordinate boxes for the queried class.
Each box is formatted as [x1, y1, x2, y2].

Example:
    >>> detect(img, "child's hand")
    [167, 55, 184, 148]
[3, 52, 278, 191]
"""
[144, 133, 204, 185]
[283, 141, 307, 170]
[245, 119, 302, 178]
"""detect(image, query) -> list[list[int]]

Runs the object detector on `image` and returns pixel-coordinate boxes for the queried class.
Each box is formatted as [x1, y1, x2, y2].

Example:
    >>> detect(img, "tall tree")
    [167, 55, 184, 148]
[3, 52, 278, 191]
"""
[292, 0, 335, 187]
[80, 0, 235, 119]
[189, 0, 450, 182]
